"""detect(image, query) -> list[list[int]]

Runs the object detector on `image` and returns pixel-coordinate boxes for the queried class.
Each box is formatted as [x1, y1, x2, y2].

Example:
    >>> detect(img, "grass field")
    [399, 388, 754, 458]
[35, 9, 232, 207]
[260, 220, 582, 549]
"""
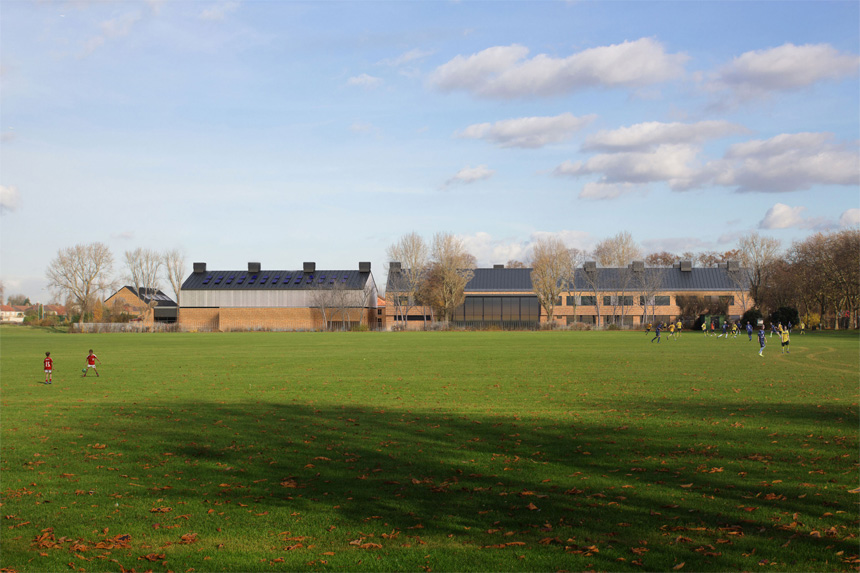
[1, 326, 858, 572]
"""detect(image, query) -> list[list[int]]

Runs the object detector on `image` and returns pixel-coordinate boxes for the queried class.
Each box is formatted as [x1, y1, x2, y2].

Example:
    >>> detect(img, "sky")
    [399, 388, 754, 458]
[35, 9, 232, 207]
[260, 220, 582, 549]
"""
[1, 0, 859, 302]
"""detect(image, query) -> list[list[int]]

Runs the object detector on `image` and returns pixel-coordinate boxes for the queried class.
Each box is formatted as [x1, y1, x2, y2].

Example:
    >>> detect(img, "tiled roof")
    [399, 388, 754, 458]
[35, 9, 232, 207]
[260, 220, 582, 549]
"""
[182, 270, 371, 291]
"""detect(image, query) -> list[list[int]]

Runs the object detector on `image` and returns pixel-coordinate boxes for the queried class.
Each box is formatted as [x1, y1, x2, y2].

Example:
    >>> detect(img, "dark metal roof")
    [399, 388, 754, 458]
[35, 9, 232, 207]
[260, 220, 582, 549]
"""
[119, 286, 176, 307]
[464, 268, 535, 292]
[572, 267, 745, 292]
[181, 270, 371, 291]
[388, 266, 746, 293]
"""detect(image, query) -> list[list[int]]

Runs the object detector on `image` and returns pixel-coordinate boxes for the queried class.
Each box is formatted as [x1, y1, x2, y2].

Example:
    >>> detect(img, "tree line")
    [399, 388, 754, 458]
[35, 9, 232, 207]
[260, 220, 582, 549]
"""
[40, 244, 186, 324]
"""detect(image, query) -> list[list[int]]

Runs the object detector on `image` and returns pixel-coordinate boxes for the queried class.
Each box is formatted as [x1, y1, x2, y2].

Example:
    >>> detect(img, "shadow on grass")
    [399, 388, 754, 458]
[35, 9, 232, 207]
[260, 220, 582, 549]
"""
[11, 397, 852, 571]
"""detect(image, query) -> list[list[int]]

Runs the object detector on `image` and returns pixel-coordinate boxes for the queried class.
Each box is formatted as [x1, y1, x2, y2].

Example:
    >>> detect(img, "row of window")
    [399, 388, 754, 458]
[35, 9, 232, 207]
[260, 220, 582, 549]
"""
[558, 295, 734, 307]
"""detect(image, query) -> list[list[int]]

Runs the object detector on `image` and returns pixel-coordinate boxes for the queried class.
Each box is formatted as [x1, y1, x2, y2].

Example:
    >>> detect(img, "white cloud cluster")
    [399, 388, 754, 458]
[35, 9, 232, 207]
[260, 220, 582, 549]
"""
[457, 113, 595, 149]
[557, 121, 859, 198]
[0, 185, 21, 213]
[458, 230, 594, 266]
[347, 73, 383, 88]
[443, 165, 495, 188]
[429, 38, 688, 99]
[709, 132, 859, 193]
[582, 120, 748, 152]
[758, 203, 829, 230]
[711, 43, 860, 100]
[839, 208, 860, 227]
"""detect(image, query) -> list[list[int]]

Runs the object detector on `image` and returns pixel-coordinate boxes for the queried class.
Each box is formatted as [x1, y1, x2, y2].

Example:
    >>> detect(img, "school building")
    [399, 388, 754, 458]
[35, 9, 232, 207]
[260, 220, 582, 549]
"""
[384, 260, 748, 330]
[177, 261, 379, 331]
[104, 286, 178, 323]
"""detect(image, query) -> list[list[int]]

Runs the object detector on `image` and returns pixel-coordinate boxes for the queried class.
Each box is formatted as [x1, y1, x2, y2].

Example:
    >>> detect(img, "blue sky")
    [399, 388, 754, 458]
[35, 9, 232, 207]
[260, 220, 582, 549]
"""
[2, 0, 858, 301]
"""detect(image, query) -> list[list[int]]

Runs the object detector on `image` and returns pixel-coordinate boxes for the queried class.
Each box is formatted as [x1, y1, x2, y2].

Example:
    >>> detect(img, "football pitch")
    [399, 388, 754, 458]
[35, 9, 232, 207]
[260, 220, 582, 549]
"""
[1, 327, 857, 572]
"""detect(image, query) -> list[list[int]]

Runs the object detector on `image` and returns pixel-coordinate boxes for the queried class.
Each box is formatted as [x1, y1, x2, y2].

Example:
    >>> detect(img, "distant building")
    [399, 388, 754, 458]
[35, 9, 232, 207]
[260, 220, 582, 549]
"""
[178, 262, 378, 331]
[0, 305, 25, 323]
[385, 261, 748, 329]
[104, 287, 177, 323]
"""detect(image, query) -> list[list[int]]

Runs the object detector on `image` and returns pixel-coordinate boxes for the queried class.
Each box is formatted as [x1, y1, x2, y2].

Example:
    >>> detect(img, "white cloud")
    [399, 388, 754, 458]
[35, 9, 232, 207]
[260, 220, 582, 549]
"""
[578, 181, 641, 200]
[347, 74, 383, 88]
[709, 132, 860, 193]
[457, 113, 595, 149]
[429, 38, 688, 99]
[583, 120, 748, 152]
[839, 208, 860, 227]
[758, 203, 830, 230]
[458, 230, 594, 266]
[379, 49, 433, 67]
[443, 165, 494, 188]
[711, 43, 860, 100]
[200, 1, 240, 21]
[555, 144, 700, 188]
[0, 185, 21, 213]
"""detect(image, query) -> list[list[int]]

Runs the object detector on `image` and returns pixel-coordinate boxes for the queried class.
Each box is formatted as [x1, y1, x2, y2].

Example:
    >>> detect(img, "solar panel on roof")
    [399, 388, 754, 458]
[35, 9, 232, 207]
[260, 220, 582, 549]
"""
[272, 275, 280, 283]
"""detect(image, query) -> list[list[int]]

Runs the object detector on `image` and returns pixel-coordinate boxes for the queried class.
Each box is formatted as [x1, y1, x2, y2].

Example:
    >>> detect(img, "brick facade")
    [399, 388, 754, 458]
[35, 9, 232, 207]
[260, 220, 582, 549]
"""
[178, 307, 375, 332]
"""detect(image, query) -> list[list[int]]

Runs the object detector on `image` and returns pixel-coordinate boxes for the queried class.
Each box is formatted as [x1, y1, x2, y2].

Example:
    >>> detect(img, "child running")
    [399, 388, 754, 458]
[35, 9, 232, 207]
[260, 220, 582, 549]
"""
[44, 352, 53, 384]
[758, 327, 766, 356]
[82, 349, 101, 377]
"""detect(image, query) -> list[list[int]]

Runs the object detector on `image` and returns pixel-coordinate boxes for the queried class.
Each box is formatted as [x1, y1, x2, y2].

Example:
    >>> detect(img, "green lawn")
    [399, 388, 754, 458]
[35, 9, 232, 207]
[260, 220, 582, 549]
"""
[1, 327, 857, 572]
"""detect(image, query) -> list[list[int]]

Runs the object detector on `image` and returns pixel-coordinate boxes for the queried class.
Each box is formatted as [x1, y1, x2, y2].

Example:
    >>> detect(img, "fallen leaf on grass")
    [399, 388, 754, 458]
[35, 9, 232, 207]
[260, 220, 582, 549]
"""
[140, 553, 165, 562]
[673, 562, 685, 570]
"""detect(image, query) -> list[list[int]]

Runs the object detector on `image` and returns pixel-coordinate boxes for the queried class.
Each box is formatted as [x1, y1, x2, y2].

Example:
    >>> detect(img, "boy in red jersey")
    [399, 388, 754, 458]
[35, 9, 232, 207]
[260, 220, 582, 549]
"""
[44, 352, 53, 384]
[82, 349, 100, 377]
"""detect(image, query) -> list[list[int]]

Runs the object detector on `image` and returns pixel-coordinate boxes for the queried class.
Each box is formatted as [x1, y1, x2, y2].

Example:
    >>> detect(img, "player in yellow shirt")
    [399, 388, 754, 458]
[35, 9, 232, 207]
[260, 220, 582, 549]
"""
[668, 322, 675, 339]
[675, 320, 682, 339]
[780, 328, 790, 354]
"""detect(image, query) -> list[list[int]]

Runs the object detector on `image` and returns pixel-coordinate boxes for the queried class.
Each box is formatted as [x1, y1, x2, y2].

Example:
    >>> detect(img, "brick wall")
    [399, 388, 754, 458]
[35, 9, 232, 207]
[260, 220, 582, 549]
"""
[178, 307, 377, 331]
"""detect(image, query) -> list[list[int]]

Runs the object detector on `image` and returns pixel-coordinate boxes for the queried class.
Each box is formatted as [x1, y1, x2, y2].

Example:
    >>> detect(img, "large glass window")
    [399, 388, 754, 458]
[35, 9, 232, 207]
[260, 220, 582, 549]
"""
[655, 296, 670, 306]
[502, 297, 518, 321]
[484, 297, 501, 321]
[566, 296, 576, 306]
[581, 295, 596, 306]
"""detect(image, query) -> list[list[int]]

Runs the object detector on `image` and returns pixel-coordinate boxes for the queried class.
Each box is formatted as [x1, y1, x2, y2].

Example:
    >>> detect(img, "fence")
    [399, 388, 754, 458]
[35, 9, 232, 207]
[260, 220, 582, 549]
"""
[71, 322, 181, 333]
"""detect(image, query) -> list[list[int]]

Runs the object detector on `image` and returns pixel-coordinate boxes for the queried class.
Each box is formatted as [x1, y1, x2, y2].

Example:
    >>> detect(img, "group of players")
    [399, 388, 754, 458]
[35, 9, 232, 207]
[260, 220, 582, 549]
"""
[646, 318, 797, 356]
[42, 349, 100, 384]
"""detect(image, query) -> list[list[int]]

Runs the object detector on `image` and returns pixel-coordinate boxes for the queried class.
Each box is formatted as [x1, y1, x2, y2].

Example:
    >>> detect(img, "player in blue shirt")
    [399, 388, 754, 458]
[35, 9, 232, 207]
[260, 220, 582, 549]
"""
[651, 322, 661, 343]
[746, 321, 753, 341]
[758, 326, 766, 356]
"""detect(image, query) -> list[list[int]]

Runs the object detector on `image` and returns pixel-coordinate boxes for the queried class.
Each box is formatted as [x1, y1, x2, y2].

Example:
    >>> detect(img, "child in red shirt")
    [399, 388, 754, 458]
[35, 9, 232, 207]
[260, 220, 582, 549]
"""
[44, 352, 53, 384]
[83, 349, 100, 377]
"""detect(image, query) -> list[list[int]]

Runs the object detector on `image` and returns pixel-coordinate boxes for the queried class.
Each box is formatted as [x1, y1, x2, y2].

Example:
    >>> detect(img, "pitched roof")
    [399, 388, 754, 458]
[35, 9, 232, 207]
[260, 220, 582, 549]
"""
[182, 270, 372, 291]
[114, 286, 177, 307]
[388, 265, 746, 293]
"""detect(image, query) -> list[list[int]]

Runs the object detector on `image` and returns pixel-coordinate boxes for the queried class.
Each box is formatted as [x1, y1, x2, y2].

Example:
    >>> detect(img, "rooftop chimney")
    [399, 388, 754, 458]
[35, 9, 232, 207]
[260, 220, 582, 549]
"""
[390, 261, 402, 273]
[680, 260, 692, 272]
[193, 262, 207, 274]
[248, 262, 261, 273]
[631, 260, 645, 273]
[493, 264, 505, 269]
[303, 262, 316, 273]
[584, 261, 597, 272]
[359, 262, 371, 273]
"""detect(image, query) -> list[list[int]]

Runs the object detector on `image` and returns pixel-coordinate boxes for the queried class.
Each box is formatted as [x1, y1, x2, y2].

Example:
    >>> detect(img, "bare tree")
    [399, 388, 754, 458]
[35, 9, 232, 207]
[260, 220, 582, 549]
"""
[310, 283, 341, 330]
[386, 233, 429, 328]
[594, 231, 642, 268]
[738, 232, 781, 308]
[163, 248, 186, 306]
[529, 237, 572, 326]
[46, 243, 115, 324]
[579, 261, 603, 328]
[506, 259, 527, 268]
[635, 265, 665, 325]
[125, 247, 164, 319]
[426, 233, 475, 323]
[594, 232, 641, 326]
